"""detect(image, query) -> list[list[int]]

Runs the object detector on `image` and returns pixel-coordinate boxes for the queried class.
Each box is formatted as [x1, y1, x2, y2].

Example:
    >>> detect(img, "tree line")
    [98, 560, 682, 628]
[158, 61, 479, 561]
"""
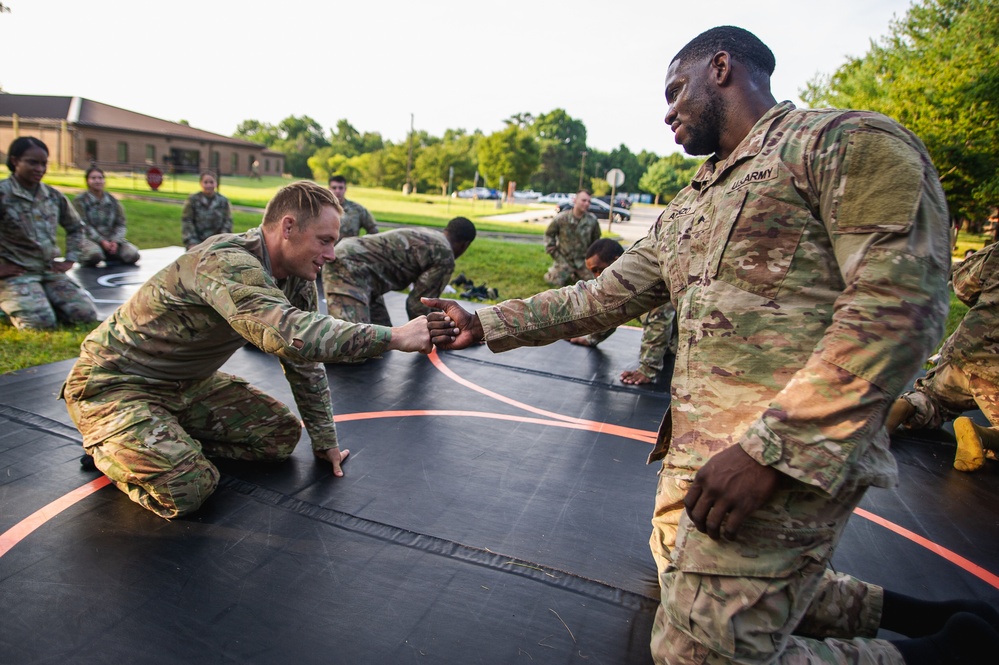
[234, 0, 996, 225]
[233, 110, 700, 203]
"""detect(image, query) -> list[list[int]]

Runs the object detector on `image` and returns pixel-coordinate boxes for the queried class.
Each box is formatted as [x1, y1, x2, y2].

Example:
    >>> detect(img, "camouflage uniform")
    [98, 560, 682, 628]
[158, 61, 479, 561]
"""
[0, 177, 98, 329]
[543, 209, 602, 286]
[322, 227, 455, 325]
[582, 302, 677, 381]
[182, 191, 232, 248]
[896, 242, 999, 429]
[336, 198, 379, 241]
[62, 227, 392, 518]
[474, 102, 951, 664]
[72, 190, 140, 266]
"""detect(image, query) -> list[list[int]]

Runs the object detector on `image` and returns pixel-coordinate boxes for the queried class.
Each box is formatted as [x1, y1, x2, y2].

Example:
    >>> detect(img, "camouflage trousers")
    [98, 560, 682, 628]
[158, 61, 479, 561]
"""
[0, 272, 98, 330]
[322, 265, 392, 326]
[649, 474, 902, 664]
[898, 361, 999, 430]
[78, 238, 141, 267]
[63, 360, 302, 519]
[544, 260, 593, 287]
[637, 303, 678, 381]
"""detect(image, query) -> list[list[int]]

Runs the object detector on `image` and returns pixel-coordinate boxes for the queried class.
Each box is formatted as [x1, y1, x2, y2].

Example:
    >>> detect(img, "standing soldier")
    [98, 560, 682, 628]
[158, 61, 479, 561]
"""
[543, 190, 602, 286]
[63, 181, 432, 519]
[328, 174, 379, 241]
[426, 25, 999, 665]
[888, 241, 999, 471]
[0, 137, 98, 329]
[182, 170, 232, 249]
[323, 218, 475, 326]
[74, 166, 141, 267]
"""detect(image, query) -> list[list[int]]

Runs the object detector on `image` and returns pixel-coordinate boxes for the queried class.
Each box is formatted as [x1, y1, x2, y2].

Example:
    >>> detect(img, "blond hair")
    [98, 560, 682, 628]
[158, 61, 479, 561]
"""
[262, 181, 343, 229]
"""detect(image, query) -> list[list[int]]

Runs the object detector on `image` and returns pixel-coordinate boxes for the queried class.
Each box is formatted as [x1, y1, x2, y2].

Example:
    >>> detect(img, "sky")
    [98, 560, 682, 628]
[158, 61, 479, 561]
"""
[1, 0, 914, 157]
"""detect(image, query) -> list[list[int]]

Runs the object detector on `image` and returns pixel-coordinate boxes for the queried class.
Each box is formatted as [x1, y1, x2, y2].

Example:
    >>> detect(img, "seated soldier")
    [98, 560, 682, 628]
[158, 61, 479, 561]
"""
[568, 238, 677, 385]
[887, 242, 999, 471]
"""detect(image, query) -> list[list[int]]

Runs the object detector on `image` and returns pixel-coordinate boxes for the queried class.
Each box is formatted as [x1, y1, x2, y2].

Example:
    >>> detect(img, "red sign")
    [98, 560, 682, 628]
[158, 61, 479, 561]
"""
[146, 167, 164, 191]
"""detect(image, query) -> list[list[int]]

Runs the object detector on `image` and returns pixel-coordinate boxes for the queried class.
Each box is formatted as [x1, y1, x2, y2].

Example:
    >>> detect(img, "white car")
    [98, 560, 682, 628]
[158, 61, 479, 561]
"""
[536, 192, 574, 205]
[512, 190, 541, 200]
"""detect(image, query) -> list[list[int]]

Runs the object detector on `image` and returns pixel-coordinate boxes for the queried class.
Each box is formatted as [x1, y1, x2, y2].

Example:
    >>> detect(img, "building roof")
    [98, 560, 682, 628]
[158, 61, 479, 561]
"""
[0, 94, 269, 150]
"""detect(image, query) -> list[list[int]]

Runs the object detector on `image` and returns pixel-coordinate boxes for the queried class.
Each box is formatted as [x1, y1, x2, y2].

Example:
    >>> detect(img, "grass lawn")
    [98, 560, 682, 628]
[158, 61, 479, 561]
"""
[1, 174, 992, 374]
[36, 168, 548, 236]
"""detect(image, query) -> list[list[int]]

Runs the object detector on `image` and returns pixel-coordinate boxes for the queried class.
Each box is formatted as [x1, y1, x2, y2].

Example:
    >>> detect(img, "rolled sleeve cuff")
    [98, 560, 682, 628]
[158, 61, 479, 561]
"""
[739, 419, 847, 495]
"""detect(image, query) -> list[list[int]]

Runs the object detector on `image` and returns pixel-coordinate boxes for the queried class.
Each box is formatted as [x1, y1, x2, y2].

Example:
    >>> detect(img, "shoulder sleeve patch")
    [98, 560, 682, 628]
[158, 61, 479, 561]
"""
[835, 129, 922, 232]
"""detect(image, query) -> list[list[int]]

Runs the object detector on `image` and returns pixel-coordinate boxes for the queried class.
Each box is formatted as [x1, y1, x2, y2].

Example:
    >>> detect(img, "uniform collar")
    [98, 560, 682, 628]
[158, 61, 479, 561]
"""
[691, 100, 796, 190]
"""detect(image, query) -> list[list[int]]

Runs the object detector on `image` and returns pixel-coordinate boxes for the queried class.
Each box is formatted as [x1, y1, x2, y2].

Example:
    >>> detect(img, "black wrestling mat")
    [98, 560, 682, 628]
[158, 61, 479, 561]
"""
[1, 248, 997, 663]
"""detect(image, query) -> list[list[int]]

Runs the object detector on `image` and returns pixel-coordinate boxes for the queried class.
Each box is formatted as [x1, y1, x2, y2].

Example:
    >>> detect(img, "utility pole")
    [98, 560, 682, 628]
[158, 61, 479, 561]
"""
[578, 151, 588, 190]
[405, 113, 414, 194]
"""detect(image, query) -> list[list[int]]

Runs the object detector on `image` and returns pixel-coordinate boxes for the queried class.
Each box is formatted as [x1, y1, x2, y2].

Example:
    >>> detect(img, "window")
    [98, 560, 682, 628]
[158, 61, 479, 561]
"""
[211, 151, 220, 169]
[145, 144, 156, 162]
[85, 139, 98, 162]
[265, 159, 270, 173]
[117, 142, 128, 163]
[231, 153, 238, 172]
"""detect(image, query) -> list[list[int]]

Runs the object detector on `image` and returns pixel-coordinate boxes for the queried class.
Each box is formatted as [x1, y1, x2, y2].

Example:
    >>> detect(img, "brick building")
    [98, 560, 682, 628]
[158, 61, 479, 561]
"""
[0, 94, 283, 177]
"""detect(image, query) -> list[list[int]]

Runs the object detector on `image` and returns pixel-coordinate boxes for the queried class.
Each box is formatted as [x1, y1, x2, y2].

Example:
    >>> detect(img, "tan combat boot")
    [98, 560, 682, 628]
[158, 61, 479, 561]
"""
[952, 417, 999, 472]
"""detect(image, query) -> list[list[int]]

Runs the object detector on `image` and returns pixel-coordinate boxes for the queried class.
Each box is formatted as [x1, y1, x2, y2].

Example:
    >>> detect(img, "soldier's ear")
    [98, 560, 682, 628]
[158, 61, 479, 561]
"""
[281, 215, 296, 239]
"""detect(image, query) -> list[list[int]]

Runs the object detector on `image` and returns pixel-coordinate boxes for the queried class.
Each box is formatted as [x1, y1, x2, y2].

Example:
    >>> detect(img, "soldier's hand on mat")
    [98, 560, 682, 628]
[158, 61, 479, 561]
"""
[0, 263, 26, 278]
[620, 370, 652, 385]
[422, 298, 483, 349]
[568, 337, 592, 346]
[315, 446, 350, 477]
[683, 444, 780, 541]
[389, 316, 433, 354]
[52, 260, 75, 273]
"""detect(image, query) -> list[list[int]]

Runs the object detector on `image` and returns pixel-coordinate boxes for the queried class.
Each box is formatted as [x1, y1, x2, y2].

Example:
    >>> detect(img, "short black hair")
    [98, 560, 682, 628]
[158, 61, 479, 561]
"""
[445, 216, 477, 243]
[6, 136, 48, 171]
[671, 26, 775, 79]
[85, 166, 105, 180]
[329, 174, 347, 185]
[585, 238, 624, 264]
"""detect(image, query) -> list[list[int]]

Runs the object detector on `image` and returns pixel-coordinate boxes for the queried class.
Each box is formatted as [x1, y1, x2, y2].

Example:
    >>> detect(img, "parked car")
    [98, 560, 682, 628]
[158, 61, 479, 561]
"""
[596, 195, 632, 209]
[537, 192, 574, 205]
[453, 187, 500, 200]
[556, 197, 631, 222]
[512, 189, 541, 200]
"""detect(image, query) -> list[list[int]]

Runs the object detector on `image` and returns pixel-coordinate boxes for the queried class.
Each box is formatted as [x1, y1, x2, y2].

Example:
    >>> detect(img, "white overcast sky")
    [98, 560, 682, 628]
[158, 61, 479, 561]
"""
[1, 0, 912, 156]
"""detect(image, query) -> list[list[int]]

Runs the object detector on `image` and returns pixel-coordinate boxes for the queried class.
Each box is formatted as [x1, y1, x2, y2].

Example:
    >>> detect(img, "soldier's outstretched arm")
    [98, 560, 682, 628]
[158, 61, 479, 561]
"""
[386, 315, 434, 354]
[422, 298, 484, 349]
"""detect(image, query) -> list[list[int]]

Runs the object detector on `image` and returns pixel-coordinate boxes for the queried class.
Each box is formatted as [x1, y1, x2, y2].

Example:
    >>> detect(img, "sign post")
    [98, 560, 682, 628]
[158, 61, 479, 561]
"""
[605, 168, 625, 232]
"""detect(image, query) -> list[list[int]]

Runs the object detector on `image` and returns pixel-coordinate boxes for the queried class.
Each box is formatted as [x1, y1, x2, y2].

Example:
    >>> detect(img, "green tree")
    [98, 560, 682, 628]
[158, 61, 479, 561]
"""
[802, 0, 999, 224]
[415, 132, 477, 195]
[529, 109, 588, 192]
[234, 119, 279, 145]
[639, 154, 700, 204]
[476, 125, 540, 191]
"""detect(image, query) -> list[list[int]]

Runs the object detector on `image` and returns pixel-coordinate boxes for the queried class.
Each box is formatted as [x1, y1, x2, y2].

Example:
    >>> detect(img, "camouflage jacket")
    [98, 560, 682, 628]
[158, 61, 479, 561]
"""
[544, 209, 601, 269]
[182, 192, 232, 247]
[78, 226, 393, 451]
[0, 177, 87, 271]
[337, 198, 379, 240]
[72, 190, 128, 243]
[477, 102, 951, 496]
[941, 242, 998, 384]
[327, 227, 455, 320]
